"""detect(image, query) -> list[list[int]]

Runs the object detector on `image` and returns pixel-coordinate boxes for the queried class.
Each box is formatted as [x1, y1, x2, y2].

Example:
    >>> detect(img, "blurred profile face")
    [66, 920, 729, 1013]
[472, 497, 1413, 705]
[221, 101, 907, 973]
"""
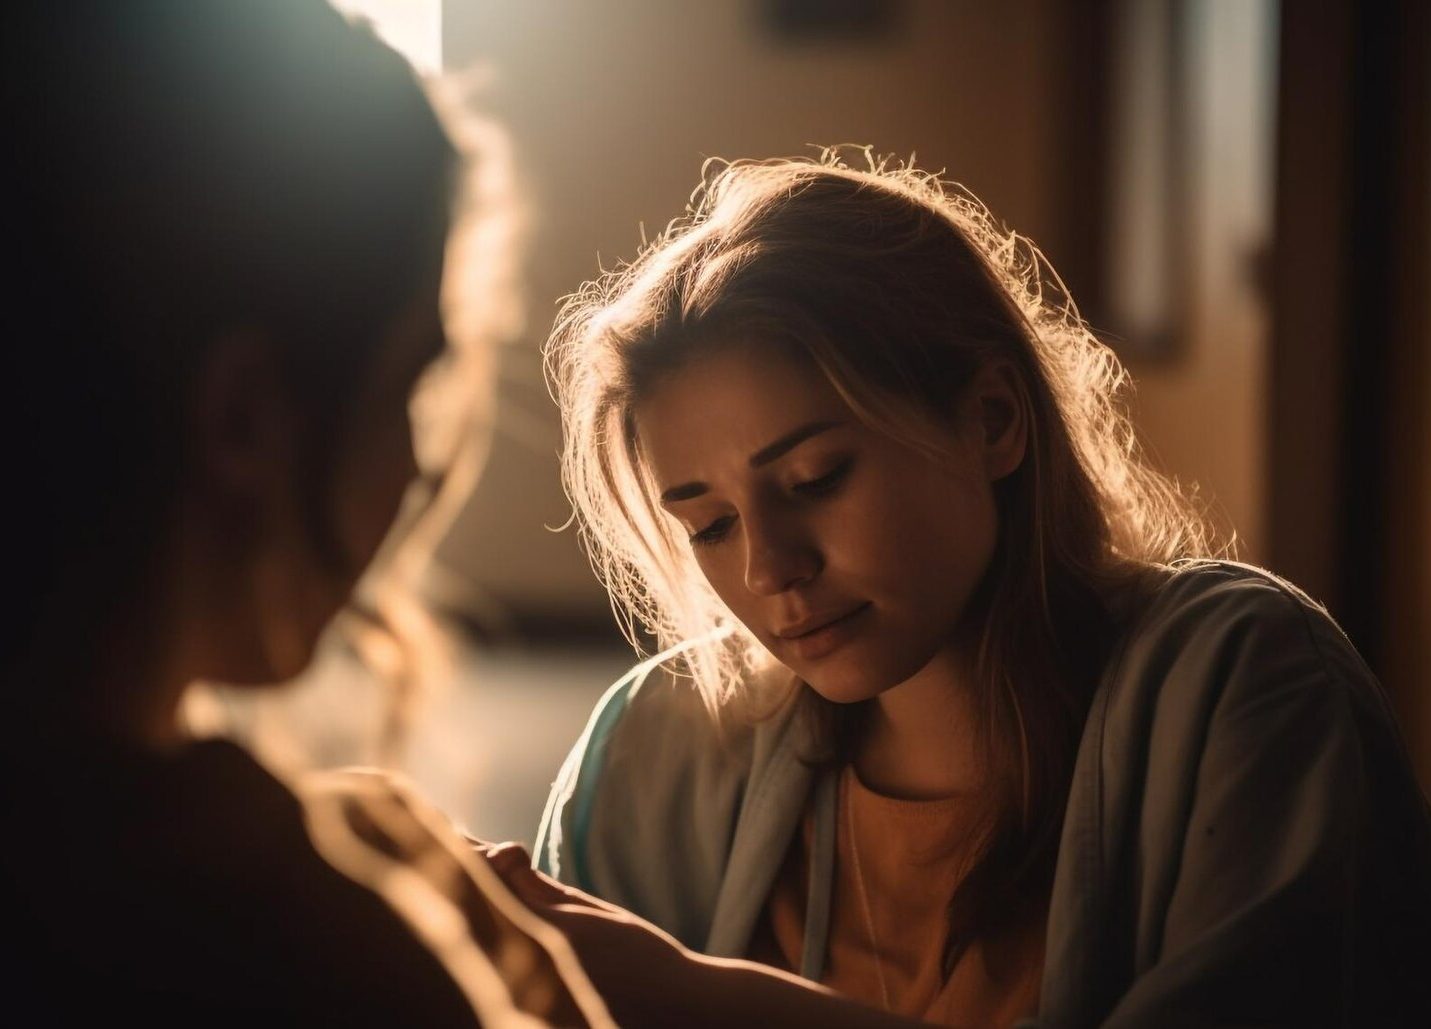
[328, 287, 448, 578]
[245, 282, 448, 683]
[634, 342, 1009, 704]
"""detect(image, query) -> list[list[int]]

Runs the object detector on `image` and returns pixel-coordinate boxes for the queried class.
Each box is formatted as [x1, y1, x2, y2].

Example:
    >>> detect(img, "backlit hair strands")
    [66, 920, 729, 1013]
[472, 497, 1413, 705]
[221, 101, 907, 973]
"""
[546, 146, 1223, 964]
[548, 147, 1217, 708]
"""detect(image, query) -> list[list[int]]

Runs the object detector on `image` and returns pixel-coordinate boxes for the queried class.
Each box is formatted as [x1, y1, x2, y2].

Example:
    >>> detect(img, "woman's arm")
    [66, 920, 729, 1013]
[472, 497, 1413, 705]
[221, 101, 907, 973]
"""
[486, 844, 927, 1029]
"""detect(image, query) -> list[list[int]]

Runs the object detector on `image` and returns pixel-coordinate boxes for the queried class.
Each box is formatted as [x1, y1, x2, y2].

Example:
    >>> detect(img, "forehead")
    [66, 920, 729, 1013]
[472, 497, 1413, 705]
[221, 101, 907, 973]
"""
[633, 342, 849, 480]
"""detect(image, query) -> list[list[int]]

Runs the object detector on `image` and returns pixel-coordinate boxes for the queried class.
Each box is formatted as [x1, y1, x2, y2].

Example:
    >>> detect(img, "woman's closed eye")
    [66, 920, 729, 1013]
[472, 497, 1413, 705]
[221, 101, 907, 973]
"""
[689, 514, 735, 547]
[687, 460, 853, 546]
[792, 457, 854, 497]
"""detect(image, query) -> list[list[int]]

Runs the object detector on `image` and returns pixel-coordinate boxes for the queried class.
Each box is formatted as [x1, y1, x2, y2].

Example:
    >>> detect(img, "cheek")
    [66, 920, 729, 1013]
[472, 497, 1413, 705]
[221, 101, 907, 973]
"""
[845, 461, 999, 600]
[692, 546, 755, 619]
[333, 415, 418, 572]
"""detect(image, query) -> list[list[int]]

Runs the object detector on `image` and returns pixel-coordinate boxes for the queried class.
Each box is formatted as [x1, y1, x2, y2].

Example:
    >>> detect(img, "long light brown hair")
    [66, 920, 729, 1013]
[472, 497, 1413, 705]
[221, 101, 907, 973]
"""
[547, 148, 1217, 962]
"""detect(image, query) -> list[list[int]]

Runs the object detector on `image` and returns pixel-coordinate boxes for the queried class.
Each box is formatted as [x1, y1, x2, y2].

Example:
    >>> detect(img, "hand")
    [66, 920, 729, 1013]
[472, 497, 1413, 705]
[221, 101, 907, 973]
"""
[476, 841, 616, 913]
[476, 842, 924, 1029]
[478, 842, 697, 1024]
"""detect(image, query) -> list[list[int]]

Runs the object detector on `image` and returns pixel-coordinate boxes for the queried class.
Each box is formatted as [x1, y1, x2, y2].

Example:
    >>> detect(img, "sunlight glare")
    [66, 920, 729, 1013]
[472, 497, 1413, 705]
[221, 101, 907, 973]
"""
[330, 0, 441, 76]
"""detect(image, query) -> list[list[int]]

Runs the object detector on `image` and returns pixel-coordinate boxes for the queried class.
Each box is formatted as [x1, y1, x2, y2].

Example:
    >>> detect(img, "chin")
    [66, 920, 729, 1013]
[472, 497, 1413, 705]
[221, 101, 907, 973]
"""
[228, 645, 318, 688]
[796, 660, 897, 706]
[806, 683, 885, 706]
[268, 649, 320, 686]
[792, 639, 943, 706]
[253, 615, 328, 687]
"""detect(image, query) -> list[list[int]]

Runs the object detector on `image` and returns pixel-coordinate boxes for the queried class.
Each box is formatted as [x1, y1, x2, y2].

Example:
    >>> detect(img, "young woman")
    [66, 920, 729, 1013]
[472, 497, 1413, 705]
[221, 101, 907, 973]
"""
[531, 152, 1431, 1025]
[1, 3, 608, 1023]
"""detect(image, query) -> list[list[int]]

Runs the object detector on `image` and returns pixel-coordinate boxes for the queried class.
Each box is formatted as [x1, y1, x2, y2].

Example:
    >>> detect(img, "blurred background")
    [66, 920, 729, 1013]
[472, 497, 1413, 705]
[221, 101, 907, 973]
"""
[199, 0, 1429, 844]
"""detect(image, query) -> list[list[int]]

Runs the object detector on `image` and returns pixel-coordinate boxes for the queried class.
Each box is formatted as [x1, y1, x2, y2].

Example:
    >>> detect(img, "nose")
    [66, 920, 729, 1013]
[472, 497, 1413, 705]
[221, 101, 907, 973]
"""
[742, 511, 821, 596]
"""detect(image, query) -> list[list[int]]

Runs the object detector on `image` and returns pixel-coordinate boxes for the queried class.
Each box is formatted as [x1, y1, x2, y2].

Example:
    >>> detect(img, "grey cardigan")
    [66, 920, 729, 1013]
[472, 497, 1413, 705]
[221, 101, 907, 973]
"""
[536, 562, 1431, 1026]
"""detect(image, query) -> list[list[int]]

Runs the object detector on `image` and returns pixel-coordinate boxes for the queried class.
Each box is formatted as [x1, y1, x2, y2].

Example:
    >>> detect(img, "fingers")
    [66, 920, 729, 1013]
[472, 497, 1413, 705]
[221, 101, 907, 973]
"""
[530, 874, 629, 916]
[468, 840, 571, 901]
[475, 844, 609, 914]
[467, 838, 641, 927]
[510, 866, 606, 912]
[482, 840, 533, 867]
[464, 835, 517, 858]
[544, 899, 687, 952]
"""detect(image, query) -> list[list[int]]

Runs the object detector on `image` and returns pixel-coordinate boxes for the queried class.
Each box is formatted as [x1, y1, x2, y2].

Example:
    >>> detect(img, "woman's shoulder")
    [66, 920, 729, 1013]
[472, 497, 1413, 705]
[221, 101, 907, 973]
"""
[5, 737, 490, 1023]
[553, 641, 792, 782]
[1126, 557, 1331, 619]
[1052, 561, 1431, 1025]
[534, 643, 794, 898]
[549, 646, 740, 795]
[1102, 557, 1395, 741]
[1120, 558, 1361, 665]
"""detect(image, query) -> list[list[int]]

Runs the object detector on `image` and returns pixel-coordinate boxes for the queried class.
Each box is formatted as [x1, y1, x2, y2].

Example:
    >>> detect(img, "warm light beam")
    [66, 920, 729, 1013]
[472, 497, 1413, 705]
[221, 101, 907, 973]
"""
[330, 0, 441, 76]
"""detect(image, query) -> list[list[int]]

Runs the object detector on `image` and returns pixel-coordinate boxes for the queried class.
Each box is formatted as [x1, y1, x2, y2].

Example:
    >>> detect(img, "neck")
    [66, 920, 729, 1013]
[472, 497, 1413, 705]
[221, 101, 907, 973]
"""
[67, 675, 189, 752]
[24, 530, 206, 755]
[854, 644, 984, 800]
[18, 607, 191, 757]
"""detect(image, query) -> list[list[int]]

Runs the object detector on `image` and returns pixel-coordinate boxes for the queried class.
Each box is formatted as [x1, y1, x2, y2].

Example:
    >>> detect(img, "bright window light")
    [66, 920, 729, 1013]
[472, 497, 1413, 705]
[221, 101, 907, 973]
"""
[330, 0, 441, 76]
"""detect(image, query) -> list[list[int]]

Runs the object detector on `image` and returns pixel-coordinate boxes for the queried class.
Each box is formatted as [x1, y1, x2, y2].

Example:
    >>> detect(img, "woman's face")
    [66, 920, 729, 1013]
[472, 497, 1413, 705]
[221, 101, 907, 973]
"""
[634, 342, 1016, 704]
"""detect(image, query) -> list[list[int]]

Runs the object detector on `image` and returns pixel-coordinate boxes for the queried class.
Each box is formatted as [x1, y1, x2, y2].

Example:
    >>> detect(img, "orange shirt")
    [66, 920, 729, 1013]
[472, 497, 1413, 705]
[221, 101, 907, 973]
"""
[748, 766, 1045, 1027]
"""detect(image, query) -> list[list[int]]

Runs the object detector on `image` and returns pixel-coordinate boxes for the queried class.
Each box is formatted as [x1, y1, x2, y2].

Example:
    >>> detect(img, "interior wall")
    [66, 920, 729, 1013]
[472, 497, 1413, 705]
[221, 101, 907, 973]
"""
[435, 0, 1270, 632]
[1269, 0, 1430, 792]
[1125, 0, 1276, 562]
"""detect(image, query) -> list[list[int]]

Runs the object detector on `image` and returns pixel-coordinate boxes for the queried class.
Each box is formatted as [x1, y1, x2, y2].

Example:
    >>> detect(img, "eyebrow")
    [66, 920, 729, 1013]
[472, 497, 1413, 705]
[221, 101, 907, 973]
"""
[658, 420, 844, 504]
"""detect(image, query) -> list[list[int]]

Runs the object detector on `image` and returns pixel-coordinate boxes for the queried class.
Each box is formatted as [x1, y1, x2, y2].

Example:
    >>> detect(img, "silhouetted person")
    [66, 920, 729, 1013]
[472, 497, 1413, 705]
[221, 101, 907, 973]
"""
[1, 3, 604, 1023]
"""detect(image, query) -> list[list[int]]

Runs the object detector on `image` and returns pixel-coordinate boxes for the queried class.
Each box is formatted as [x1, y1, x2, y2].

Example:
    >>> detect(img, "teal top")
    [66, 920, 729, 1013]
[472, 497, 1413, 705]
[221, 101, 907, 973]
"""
[536, 561, 1431, 1027]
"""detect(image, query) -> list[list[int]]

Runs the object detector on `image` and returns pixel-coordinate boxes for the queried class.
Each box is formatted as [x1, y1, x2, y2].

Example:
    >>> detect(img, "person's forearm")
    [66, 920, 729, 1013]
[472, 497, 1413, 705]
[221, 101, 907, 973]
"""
[658, 952, 927, 1029]
[475, 852, 926, 1027]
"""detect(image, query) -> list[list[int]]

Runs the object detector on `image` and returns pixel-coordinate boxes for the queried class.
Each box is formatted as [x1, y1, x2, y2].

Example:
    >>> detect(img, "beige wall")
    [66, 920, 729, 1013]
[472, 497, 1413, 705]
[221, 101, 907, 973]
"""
[435, 0, 1270, 623]
[1126, 0, 1275, 564]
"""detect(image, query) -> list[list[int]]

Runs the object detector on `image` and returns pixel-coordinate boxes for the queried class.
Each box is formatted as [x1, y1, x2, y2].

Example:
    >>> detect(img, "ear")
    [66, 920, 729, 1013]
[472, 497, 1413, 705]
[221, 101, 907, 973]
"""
[967, 360, 1029, 482]
[187, 330, 300, 518]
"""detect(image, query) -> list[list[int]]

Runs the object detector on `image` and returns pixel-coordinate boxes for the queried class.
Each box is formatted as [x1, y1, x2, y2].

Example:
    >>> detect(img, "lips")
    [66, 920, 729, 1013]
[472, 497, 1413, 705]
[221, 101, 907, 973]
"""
[774, 602, 870, 640]
[772, 602, 872, 662]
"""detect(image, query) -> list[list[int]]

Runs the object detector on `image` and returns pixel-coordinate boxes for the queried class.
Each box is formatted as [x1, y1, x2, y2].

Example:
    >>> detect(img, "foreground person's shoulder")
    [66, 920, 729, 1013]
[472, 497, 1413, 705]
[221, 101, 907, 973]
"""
[296, 766, 613, 1027]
